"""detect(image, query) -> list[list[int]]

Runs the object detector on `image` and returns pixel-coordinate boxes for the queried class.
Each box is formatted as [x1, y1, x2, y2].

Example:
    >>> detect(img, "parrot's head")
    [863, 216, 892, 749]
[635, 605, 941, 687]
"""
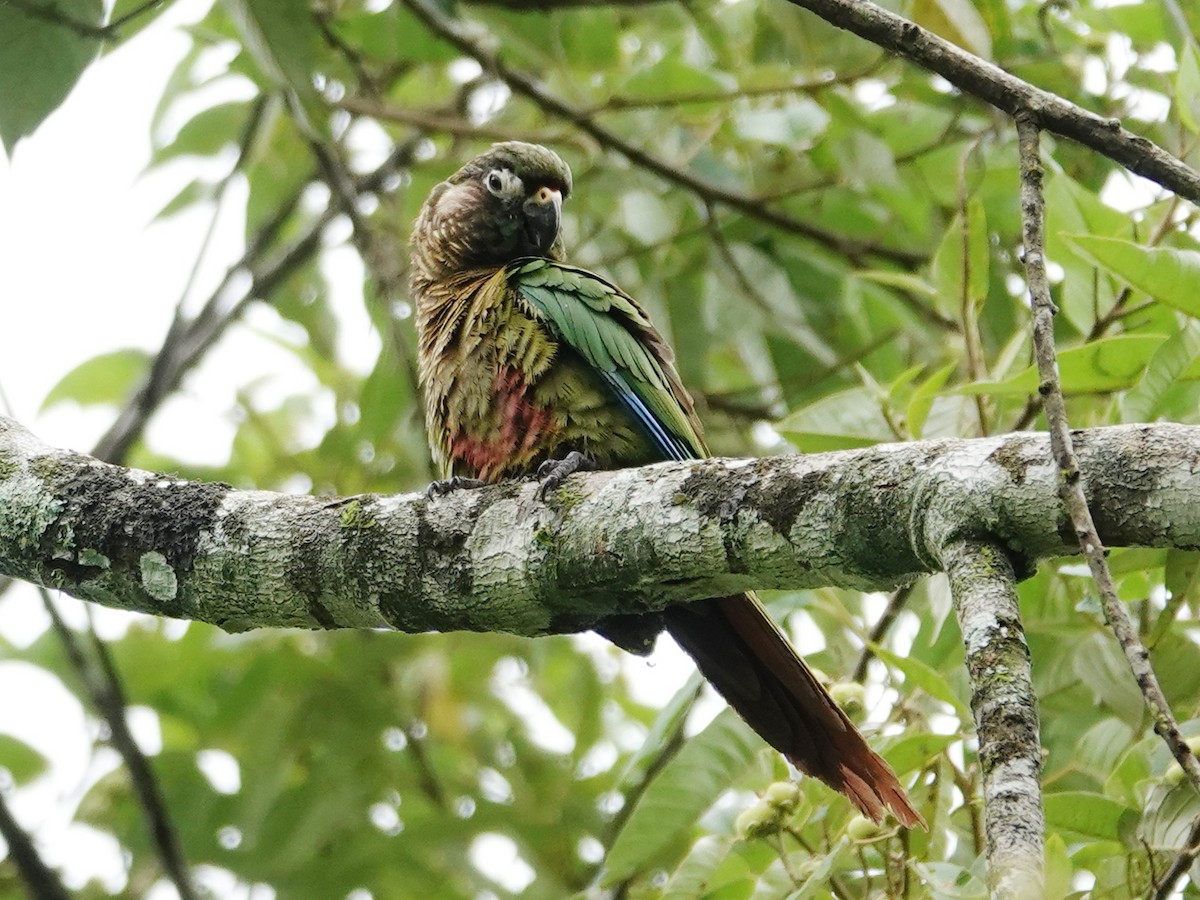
[411, 142, 573, 280]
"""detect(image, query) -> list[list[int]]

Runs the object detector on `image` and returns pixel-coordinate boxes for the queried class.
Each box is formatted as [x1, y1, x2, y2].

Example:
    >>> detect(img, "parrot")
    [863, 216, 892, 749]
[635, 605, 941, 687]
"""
[409, 141, 922, 827]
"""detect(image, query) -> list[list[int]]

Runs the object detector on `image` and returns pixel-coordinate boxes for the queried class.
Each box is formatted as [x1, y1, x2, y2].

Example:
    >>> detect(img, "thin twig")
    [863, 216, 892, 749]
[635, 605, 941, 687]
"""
[41, 593, 198, 900]
[0, 791, 70, 900]
[852, 583, 915, 681]
[956, 137, 991, 435]
[6, 0, 166, 40]
[1017, 112, 1200, 898]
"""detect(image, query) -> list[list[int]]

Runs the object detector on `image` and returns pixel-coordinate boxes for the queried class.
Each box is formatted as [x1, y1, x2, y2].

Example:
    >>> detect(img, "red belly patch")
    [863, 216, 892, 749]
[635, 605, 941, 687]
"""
[448, 367, 559, 480]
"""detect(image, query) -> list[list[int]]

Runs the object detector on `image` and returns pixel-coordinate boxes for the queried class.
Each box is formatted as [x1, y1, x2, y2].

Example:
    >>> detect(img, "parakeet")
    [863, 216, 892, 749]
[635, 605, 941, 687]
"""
[410, 142, 922, 827]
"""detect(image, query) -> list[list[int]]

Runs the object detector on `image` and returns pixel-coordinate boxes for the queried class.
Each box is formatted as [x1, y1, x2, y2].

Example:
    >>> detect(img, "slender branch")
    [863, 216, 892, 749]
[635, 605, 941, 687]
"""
[783, 0, 1200, 205]
[401, 0, 926, 267]
[1017, 113, 1200, 895]
[40, 594, 197, 900]
[0, 791, 70, 900]
[851, 583, 914, 682]
[93, 139, 418, 464]
[5, 0, 166, 40]
[940, 540, 1042, 899]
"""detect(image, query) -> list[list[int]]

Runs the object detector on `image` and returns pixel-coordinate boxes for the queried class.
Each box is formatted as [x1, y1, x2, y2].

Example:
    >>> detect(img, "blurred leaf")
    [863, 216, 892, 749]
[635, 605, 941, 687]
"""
[912, 0, 993, 58]
[1066, 236, 1200, 320]
[41, 348, 150, 411]
[882, 732, 959, 775]
[907, 361, 958, 439]
[661, 836, 735, 899]
[221, 0, 320, 131]
[1044, 791, 1134, 840]
[872, 645, 970, 717]
[152, 101, 251, 164]
[1177, 42, 1200, 135]
[931, 200, 989, 318]
[959, 335, 1165, 396]
[776, 386, 898, 451]
[602, 709, 762, 886]
[1121, 320, 1200, 423]
[0, 734, 48, 785]
[733, 97, 830, 147]
[0, 0, 102, 149]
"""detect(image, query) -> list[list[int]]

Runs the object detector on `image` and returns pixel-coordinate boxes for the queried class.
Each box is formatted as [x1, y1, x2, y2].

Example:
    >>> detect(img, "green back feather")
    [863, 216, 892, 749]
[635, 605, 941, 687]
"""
[509, 258, 706, 460]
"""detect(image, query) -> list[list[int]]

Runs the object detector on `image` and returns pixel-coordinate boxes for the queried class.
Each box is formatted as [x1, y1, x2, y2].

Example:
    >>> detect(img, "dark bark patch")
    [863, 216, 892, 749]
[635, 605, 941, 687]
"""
[986, 436, 1040, 485]
[39, 457, 229, 609]
[751, 466, 834, 538]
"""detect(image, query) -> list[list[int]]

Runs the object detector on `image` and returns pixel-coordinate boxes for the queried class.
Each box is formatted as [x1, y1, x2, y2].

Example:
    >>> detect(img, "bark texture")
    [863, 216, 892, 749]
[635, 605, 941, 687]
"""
[3, 416, 1200, 634]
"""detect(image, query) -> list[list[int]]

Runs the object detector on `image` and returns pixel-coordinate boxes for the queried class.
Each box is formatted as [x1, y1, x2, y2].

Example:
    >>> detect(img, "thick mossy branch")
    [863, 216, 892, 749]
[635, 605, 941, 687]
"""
[942, 540, 1043, 900]
[3, 416, 1200, 634]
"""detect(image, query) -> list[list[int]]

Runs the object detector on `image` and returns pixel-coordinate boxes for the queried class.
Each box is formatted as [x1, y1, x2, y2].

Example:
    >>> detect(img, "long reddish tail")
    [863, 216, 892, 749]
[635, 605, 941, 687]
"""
[664, 593, 924, 828]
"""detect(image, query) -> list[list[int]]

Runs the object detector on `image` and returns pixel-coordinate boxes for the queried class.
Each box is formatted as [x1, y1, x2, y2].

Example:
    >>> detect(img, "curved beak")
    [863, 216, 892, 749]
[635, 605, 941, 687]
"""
[523, 186, 563, 254]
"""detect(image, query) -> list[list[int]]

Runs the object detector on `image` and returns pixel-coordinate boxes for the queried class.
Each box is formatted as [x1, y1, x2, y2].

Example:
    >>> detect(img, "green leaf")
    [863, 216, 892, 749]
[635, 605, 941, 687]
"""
[620, 56, 728, 102]
[221, 0, 320, 132]
[776, 386, 897, 451]
[152, 178, 216, 221]
[107, 0, 173, 40]
[959, 335, 1166, 397]
[41, 348, 150, 411]
[872, 645, 970, 718]
[882, 732, 958, 775]
[1121, 320, 1200, 423]
[0, 734, 49, 785]
[912, 0, 993, 58]
[602, 709, 762, 885]
[1152, 549, 1200, 647]
[1044, 833, 1073, 900]
[1177, 43, 1200, 135]
[907, 362, 958, 439]
[1066, 235, 1200, 319]
[854, 270, 940, 299]
[930, 200, 989, 318]
[0, 0, 103, 149]
[152, 101, 251, 165]
[661, 836, 735, 899]
[1043, 791, 1134, 840]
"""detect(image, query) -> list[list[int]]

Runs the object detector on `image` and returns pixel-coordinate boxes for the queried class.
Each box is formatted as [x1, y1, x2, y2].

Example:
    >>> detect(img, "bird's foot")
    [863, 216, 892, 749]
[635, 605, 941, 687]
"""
[426, 476, 488, 499]
[535, 451, 595, 500]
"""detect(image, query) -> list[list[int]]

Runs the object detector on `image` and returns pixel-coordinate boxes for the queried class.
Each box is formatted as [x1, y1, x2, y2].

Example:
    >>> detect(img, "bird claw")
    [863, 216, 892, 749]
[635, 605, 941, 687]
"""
[535, 451, 595, 500]
[426, 476, 488, 499]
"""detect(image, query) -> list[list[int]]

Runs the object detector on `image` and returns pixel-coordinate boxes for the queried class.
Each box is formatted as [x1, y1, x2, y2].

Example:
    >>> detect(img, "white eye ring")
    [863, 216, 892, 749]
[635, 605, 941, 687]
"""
[484, 168, 521, 198]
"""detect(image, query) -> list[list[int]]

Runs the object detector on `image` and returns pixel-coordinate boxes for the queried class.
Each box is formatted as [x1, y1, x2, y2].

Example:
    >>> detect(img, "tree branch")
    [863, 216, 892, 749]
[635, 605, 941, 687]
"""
[39, 594, 198, 900]
[941, 540, 1042, 899]
[783, 0, 1200, 205]
[5, 416, 1200, 636]
[0, 790, 69, 900]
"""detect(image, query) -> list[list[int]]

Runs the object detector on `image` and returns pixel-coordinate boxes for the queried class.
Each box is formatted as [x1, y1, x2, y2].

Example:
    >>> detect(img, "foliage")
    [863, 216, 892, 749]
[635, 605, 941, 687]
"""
[2, 0, 1200, 896]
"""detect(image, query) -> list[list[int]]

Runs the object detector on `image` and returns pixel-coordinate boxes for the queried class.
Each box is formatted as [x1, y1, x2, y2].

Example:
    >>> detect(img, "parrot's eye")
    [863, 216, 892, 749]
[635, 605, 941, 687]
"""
[484, 168, 522, 199]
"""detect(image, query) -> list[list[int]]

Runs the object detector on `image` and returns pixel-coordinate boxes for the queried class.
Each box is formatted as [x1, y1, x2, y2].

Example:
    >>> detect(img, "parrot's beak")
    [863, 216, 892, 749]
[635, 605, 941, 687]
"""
[523, 186, 563, 254]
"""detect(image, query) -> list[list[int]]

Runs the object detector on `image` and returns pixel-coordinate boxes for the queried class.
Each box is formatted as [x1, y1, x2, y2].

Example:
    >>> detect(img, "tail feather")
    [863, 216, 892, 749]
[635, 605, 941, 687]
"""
[664, 593, 925, 829]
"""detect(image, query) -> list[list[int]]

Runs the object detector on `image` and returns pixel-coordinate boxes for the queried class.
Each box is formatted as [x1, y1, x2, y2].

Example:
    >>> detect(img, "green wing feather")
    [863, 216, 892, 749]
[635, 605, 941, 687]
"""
[510, 258, 705, 461]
